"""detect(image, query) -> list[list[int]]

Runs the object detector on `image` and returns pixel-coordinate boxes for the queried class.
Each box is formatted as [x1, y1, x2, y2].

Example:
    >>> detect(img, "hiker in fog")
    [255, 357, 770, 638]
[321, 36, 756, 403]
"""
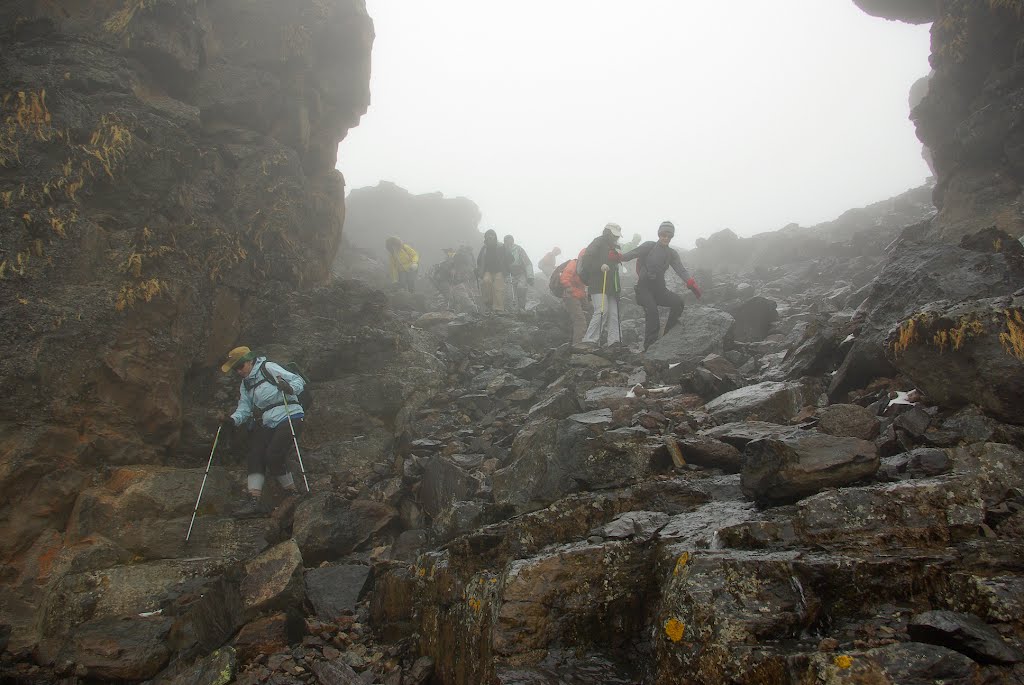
[476, 229, 512, 313]
[385, 236, 419, 292]
[579, 222, 624, 346]
[503, 234, 534, 311]
[538, 246, 561, 275]
[620, 220, 703, 350]
[431, 246, 478, 313]
[220, 346, 305, 517]
[549, 249, 590, 344]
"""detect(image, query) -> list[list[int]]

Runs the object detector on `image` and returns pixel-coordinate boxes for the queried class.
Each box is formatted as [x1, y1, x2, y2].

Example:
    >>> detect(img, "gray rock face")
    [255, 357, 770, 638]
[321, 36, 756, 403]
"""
[527, 388, 580, 420]
[305, 565, 370, 622]
[741, 430, 879, 505]
[644, 305, 735, 366]
[419, 457, 480, 519]
[293, 496, 396, 565]
[704, 381, 807, 425]
[678, 436, 744, 473]
[66, 616, 172, 681]
[816, 403, 880, 440]
[861, 642, 980, 684]
[908, 609, 1024, 664]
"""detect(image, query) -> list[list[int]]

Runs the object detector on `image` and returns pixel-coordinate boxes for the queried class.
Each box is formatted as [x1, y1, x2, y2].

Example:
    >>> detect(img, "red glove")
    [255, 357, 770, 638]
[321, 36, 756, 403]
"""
[607, 250, 622, 263]
[686, 277, 702, 299]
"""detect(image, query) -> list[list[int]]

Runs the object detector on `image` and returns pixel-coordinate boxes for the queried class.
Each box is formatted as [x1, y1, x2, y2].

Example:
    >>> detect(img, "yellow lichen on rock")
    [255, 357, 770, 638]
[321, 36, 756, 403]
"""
[833, 654, 853, 669]
[999, 309, 1024, 360]
[891, 314, 926, 357]
[664, 617, 685, 642]
[673, 552, 689, 576]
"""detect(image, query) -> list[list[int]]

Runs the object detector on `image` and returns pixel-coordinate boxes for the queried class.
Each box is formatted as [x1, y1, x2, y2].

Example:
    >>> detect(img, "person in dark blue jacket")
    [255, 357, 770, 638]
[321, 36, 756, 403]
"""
[221, 346, 305, 516]
[620, 221, 703, 350]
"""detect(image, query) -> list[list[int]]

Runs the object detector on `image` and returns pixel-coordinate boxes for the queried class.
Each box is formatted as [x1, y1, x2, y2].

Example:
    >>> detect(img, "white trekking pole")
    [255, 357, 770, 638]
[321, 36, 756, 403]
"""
[186, 425, 221, 542]
[279, 385, 310, 492]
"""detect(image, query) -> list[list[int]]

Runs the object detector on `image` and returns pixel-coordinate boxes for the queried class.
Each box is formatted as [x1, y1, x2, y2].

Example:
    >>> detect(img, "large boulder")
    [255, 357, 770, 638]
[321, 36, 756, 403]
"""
[703, 381, 807, 425]
[727, 296, 779, 342]
[644, 306, 735, 368]
[64, 616, 172, 681]
[741, 430, 879, 505]
[884, 297, 1024, 424]
[240, 540, 304, 619]
[908, 610, 1024, 664]
[829, 235, 1024, 400]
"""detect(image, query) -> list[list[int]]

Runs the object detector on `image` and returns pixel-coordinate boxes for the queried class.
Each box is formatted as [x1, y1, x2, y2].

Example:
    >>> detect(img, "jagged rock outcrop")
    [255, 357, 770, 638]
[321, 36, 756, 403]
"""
[856, 1, 1024, 242]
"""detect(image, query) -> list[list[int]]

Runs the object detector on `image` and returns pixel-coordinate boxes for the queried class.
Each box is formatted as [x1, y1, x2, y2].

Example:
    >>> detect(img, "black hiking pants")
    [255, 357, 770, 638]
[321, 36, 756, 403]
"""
[248, 419, 302, 476]
[636, 280, 685, 350]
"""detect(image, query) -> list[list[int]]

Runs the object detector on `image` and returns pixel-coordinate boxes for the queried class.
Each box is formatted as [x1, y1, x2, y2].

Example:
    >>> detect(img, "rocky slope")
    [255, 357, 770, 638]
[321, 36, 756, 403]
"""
[3, 0, 1024, 684]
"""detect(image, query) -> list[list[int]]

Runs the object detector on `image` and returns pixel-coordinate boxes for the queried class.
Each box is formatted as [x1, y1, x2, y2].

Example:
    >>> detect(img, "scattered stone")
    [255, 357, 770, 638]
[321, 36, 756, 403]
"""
[816, 403, 880, 440]
[704, 381, 807, 424]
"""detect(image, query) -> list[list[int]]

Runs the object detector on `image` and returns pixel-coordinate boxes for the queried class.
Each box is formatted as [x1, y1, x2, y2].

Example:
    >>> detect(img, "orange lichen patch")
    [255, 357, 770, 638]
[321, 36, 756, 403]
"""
[467, 597, 481, 612]
[999, 309, 1024, 360]
[115, 278, 165, 311]
[834, 654, 853, 669]
[673, 552, 690, 576]
[932, 317, 986, 354]
[664, 618, 685, 642]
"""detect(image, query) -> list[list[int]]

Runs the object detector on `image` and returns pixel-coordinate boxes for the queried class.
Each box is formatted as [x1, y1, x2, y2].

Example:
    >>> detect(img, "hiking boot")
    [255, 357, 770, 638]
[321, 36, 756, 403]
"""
[233, 494, 267, 518]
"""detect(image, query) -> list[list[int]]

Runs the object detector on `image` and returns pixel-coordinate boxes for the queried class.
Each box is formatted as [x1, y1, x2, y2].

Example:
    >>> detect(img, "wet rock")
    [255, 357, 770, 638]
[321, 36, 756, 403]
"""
[885, 298, 1024, 424]
[305, 565, 370, 622]
[742, 430, 879, 505]
[311, 659, 362, 684]
[65, 616, 172, 681]
[644, 305, 735, 369]
[951, 442, 1024, 506]
[816, 403, 880, 440]
[293, 495, 396, 564]
[240, 540, 304, 620]
[150, 646, 237, 685]
[567, 408, 613, 425]
[795, 478, 983, 547]
[699, 421, 802, 449]
[527, 388, 580, 420]
[908, 609, 1023, 664]
[862, 641, 980, 684]
[704, 381, 808, 424]
[419, 456, 480, 519]
[492, 541, 651, 659]
[878, 448, 952, 480]
[728, 296, 779, 342]
[492, 419, 666, 512]
[597, 511, 670, 541]
[583, 386, 633, 410]
[677, 436, 744, 473]
[390, 529, 429, 562]
[231, 612, 303, 665]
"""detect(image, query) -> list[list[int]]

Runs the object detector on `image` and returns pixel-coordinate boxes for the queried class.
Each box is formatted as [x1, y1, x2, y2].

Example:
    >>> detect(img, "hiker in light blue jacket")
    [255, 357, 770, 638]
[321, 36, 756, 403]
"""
[221, 346, 305, 517]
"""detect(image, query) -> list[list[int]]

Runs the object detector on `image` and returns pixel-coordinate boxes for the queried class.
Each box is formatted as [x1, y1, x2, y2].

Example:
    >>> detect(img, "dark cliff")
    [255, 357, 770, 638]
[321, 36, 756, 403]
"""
[0, 0, 372, 610]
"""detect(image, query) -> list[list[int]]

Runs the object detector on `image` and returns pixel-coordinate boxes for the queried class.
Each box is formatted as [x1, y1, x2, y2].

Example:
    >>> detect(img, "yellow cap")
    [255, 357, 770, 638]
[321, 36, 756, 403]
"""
[221, 346, 254, 374]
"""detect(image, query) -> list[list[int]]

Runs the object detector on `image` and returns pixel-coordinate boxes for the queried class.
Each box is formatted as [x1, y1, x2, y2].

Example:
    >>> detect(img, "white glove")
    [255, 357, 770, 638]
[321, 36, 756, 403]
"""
[600, 264, 610, 273]
[409, 263, 419, 272]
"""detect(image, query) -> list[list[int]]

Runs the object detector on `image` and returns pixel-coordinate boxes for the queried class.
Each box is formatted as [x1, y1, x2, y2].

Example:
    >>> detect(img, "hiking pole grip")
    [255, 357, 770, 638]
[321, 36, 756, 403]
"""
[279, 386, 310, 493]
[186, 424, 221, 542]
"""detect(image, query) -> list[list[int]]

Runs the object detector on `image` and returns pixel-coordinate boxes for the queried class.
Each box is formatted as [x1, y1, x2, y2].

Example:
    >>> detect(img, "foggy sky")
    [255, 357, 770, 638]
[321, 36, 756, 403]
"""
[338, 1, 933, 262]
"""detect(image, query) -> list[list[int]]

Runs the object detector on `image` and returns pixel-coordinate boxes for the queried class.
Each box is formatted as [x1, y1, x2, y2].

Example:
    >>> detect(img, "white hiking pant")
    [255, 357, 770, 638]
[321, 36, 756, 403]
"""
[583, 293, 620, 345]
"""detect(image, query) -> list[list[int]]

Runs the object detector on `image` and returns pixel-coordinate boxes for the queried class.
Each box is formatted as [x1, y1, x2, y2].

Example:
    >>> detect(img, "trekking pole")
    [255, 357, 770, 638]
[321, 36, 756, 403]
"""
[447, 272, 455, 311]
[186, 425, 222, 542]
[279, 386, 310, 492]
[508, 274, 517, 310]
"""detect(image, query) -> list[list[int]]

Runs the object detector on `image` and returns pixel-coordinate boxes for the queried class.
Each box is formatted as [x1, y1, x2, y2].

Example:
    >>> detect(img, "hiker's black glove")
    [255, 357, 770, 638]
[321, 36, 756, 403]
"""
[276, 378, 294, 395]
[221, 417, 235, 433]
[527, 278, 534, 286]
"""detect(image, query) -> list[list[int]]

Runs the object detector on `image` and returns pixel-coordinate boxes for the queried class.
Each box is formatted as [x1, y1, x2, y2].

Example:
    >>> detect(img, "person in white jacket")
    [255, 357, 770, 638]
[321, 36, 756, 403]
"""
[221, 346, 305, 516]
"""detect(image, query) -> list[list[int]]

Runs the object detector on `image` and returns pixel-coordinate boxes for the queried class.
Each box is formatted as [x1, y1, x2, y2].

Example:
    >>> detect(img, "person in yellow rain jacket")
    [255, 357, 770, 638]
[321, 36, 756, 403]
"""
[385, 236, 419, 292]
